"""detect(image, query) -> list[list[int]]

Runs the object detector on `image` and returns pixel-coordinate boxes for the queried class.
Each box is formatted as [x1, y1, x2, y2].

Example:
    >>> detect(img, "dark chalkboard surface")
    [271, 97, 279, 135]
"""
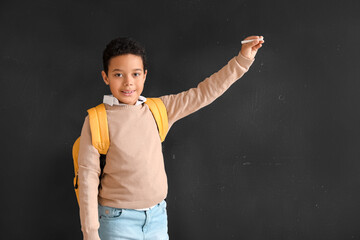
[1, 0, 360, 239]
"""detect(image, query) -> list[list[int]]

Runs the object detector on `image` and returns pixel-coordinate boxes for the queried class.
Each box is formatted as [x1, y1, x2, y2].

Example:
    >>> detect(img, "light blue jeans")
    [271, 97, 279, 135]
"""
[98, 200, 169, 240]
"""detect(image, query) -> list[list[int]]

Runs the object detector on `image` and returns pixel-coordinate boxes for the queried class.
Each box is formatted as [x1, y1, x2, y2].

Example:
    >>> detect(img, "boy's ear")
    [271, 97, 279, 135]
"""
[101, 71, 109, 85]
[144, 70, 148, 82]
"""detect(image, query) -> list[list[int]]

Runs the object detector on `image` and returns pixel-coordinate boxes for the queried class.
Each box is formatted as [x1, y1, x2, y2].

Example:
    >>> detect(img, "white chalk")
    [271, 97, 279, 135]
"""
[241, 38, 264, 44]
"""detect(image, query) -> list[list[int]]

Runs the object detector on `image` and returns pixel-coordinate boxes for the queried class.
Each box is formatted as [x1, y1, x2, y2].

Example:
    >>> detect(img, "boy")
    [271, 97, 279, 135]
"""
[78, 36, 264, 240]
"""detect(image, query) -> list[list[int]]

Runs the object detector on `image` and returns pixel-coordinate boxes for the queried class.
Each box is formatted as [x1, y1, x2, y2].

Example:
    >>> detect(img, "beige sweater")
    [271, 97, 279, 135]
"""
[78, 53, 254, 240]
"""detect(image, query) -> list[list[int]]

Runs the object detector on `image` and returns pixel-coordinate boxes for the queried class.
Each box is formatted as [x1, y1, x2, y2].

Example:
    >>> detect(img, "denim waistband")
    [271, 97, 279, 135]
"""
[98, 200, 165, 215]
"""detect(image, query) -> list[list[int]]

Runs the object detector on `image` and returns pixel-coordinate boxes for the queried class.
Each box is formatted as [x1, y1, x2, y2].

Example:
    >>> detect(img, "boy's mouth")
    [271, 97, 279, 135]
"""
[121, 90, 135, 96]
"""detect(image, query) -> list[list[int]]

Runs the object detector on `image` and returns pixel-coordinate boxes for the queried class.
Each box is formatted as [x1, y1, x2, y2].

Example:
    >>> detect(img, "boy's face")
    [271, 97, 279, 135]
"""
[101, 54, 147, 105]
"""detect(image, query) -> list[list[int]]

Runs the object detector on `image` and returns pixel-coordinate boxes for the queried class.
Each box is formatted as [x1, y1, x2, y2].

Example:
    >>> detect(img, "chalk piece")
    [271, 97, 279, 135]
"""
[241, 38, 264, 44]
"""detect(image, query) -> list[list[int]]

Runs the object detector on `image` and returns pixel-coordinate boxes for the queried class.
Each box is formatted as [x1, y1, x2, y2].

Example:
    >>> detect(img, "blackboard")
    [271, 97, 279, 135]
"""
[1, 0, 360, 239]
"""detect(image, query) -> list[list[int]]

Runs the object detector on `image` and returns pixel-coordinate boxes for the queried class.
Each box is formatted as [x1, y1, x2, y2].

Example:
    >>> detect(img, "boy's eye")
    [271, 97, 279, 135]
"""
[134, 73, 141, 77]
[114, 73, 123, 77]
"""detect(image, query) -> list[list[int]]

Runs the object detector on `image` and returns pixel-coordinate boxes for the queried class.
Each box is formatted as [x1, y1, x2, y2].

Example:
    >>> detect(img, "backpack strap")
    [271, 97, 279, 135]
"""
[145, 98, 169, 142]
[87, 103, 110, 154]
[72, 137, 81, 204]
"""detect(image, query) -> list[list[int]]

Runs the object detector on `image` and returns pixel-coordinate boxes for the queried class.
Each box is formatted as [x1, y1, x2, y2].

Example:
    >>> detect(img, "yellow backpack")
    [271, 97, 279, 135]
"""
[72, 98, 168, 205]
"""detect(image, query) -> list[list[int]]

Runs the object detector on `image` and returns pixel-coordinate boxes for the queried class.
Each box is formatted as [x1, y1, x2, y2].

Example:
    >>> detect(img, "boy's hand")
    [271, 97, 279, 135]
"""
[240, 36, 264, 60]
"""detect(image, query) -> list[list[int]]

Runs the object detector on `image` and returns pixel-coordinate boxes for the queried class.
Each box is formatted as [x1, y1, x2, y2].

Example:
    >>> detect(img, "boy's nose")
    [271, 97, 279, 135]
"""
[123, 77, 134, 86]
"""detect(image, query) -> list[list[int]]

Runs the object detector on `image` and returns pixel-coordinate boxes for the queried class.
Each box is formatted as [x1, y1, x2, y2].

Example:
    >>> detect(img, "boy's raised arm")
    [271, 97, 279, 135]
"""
[160, 35, 264, 129]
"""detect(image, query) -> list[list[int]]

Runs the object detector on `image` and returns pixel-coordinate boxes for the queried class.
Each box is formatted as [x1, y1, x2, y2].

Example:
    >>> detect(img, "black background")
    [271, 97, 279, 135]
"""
[1, 0, 360, 239]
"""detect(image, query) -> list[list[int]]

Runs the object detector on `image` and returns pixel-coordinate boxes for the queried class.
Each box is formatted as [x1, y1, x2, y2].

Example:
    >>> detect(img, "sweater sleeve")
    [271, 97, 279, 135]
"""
[160, 52, 254, 129]
[78, 116, 101, 240]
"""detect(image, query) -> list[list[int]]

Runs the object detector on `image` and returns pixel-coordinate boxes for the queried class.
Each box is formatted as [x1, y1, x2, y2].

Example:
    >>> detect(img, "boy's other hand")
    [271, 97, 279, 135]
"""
[240, 36, 264, 60]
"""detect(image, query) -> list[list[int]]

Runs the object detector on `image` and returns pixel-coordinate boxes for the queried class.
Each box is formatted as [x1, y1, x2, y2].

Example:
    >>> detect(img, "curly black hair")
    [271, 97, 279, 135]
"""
[102, 37, 147, 74]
